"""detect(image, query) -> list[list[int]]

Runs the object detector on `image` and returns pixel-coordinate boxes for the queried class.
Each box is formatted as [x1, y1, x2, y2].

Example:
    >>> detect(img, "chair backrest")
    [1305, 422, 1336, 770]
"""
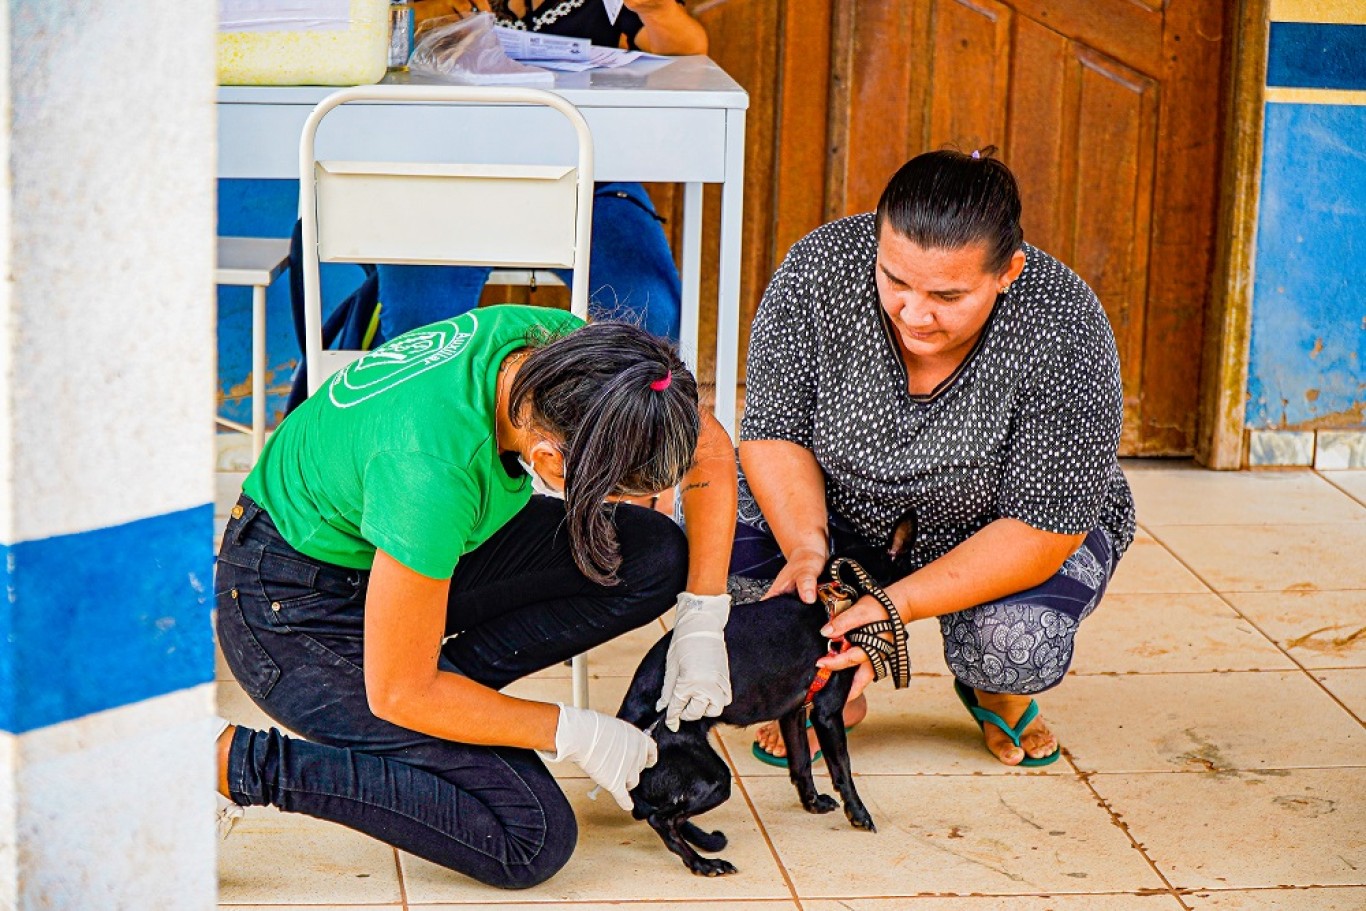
[299, 84, 595, 395]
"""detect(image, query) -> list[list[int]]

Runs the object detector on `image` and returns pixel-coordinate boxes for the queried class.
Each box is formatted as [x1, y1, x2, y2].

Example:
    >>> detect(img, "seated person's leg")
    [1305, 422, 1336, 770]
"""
[556, 182, 682, 341]
[940, 527, 1117, 765]
[726, 476, 787, 593]
[375, 264, 492, 343]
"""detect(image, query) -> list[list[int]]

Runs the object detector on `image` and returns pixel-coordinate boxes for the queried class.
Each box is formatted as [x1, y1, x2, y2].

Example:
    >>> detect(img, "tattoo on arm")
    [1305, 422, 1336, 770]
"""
[681, 481, 711, 493]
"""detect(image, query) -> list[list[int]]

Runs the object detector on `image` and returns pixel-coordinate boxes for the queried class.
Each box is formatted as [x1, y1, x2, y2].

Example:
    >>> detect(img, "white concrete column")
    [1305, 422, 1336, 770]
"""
[0, 2, 218, 908]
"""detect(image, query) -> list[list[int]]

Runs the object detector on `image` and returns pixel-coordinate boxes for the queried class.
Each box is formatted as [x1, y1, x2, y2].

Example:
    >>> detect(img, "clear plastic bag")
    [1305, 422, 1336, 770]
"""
[408, 13, 553, 85]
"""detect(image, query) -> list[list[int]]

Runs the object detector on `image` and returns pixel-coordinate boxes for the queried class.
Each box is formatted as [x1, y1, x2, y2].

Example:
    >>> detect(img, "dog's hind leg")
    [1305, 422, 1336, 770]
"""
[634, 737, 736, 875]
[632, 800, 726, 852]
[648, 810, 737, 877]
[646, 759, 736, 876]
[778, 707, 838, 814]
[810, 681, 875, 832]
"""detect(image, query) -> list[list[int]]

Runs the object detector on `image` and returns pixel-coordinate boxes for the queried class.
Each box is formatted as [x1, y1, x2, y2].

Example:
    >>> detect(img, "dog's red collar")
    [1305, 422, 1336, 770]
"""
[802, 666, 833, 708]
[803, 580, 858, 709]
[801, 642, 847, 707]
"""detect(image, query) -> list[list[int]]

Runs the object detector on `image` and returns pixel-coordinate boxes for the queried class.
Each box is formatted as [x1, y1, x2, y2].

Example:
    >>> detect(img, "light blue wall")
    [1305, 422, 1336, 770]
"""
[1246, 102, 1366, 428]
[1246, 17, 1366, 430]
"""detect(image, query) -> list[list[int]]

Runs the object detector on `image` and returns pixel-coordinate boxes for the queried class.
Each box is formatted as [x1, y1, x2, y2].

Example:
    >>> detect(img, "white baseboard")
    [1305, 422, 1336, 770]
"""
[1247, 429, 1366, 469]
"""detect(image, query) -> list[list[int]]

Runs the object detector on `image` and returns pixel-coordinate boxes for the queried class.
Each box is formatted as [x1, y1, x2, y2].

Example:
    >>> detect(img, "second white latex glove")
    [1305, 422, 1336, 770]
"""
[655, 592, 732, 731]
[537, 703, 657, 811]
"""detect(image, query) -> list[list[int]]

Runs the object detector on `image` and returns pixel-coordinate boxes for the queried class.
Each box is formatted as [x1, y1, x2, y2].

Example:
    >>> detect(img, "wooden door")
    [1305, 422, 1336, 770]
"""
[666, 0, 1226, 455]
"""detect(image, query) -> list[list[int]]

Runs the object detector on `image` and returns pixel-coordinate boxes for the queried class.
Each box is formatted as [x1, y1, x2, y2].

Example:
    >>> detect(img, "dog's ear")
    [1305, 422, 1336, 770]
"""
[886, 507, 918, 570]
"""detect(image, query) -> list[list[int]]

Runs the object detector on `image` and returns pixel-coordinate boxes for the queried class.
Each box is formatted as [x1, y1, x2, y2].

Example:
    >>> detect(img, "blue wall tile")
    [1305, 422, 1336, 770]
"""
[1268, 22, 1366, 91]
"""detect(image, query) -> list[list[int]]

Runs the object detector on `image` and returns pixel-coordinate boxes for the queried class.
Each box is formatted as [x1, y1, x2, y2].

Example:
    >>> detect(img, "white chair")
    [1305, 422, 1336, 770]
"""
[215, 236, 291, 459]
[298, 84, 594, 393]
[298, 84, 596, 708]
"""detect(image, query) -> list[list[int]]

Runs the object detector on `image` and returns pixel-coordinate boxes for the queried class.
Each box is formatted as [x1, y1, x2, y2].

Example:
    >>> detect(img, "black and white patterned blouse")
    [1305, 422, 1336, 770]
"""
[491, 0, 687, 48]
[738, 213, 1136, 570]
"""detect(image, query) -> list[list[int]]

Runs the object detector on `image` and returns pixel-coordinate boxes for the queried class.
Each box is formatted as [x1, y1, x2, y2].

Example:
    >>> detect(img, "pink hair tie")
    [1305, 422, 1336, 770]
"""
[650, 371, 672, 392]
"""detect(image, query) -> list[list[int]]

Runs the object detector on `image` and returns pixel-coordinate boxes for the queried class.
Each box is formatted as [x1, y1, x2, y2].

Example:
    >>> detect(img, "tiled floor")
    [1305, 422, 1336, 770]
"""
[214, 461, 1366, 910]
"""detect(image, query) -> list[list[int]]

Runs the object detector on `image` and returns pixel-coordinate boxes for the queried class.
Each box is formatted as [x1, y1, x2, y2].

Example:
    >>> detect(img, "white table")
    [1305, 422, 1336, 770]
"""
[217, 56, 749, 436]
[215, 236, 292, 459]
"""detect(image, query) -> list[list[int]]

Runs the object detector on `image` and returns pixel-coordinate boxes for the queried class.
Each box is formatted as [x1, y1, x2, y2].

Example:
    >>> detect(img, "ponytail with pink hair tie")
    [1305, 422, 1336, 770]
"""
[650, 371, 672, 392]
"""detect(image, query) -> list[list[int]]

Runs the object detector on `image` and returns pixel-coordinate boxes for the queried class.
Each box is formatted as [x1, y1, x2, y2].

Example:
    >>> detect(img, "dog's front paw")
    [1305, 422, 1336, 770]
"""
[803, 793, 839, 814]
[844, 802, 876, 832]
[688, 856, 738, 877]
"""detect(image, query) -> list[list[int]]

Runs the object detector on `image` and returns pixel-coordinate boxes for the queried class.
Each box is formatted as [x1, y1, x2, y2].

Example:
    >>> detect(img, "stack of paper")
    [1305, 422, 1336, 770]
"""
[494, 25, 662, 72]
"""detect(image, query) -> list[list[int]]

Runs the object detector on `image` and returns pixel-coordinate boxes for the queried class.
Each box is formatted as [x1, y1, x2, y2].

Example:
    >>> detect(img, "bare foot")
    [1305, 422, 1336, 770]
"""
[754, 693, 868, 759]
[972, 690, 1057, 766]
[217, 724, 236, 798]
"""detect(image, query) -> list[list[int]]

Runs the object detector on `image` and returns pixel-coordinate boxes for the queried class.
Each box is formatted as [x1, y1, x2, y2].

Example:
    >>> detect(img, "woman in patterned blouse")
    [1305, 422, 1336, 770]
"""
[739, 149, 1136, 768]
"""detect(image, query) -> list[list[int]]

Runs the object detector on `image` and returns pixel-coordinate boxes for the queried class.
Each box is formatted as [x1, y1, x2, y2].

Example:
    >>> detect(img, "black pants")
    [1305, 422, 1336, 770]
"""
[215, 494, 687, 889]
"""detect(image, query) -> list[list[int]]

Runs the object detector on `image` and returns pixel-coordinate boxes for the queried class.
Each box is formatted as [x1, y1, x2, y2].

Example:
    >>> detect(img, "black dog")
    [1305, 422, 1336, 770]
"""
[616, 593, 868, 875]
[616, 512, 917, 876]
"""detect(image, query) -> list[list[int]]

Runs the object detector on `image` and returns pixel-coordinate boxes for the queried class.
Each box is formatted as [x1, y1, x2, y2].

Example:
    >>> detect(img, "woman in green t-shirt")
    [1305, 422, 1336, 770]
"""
[213, 309, 737, 888]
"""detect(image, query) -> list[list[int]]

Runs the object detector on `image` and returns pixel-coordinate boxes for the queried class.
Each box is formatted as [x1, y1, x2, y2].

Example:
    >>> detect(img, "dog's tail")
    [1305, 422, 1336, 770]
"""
[631, 794, 729, 853]
[680, 821, 727, 852]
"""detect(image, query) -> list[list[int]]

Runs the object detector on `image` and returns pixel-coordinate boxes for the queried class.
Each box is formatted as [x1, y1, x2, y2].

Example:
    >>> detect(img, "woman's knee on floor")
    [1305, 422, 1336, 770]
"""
[426, 776, 578, 891]
[940, 601, 1080, 695]
[488, 806, 578, 890]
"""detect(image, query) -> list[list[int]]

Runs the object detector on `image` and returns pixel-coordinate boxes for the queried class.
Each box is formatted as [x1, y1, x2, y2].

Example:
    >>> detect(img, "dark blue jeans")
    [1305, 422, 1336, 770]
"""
[375, 182, 682, 343]
[215, 495, 687, 889]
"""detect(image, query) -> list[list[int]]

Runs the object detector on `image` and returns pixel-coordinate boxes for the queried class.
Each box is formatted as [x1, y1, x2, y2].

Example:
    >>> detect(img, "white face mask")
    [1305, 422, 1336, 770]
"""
[517, 455, 565, 500]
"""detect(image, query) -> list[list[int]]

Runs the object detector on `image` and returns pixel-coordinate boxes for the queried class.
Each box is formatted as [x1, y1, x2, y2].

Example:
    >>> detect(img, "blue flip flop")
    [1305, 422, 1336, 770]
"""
[953, 679, 1060, 767]
[750, 720, 859, 769]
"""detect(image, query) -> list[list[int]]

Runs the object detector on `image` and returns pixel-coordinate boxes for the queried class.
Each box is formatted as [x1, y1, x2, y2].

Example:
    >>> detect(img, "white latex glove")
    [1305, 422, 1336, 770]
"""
[537, 703, 658, 811]
[655, 592, 732, 731]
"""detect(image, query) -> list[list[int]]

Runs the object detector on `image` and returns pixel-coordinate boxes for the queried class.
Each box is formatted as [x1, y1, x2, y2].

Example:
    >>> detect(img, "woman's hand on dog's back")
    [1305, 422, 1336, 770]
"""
[762, 545, 826, 604]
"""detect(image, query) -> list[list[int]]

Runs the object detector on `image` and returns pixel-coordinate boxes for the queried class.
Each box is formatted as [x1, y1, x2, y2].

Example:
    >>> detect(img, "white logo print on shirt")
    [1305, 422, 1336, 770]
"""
[328, 314, 476, 408]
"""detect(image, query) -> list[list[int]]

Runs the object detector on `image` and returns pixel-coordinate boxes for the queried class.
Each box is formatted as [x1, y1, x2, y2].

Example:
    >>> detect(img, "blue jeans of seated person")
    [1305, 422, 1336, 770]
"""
[215, 494, 687, 889]
[376, 182, 682, 342]
[728, 514, 1118, 697]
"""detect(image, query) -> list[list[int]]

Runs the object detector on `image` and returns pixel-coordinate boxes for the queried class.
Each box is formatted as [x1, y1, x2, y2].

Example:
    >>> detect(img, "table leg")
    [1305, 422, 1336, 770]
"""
[714, 109, 747, 439]
[252, 284, 268, 458]
[571, 653, 589, 709]
[680, 182, 703, 371]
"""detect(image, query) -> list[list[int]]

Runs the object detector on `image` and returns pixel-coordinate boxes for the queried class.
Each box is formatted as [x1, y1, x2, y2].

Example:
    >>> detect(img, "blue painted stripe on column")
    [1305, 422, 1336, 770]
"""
[1268, 22, 1366, 90]
[0, 505, 215, 734]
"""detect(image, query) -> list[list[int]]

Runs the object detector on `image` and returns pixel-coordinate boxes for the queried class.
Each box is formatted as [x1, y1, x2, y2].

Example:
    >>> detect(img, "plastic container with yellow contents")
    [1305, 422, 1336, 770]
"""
[218, 0, 390, 86]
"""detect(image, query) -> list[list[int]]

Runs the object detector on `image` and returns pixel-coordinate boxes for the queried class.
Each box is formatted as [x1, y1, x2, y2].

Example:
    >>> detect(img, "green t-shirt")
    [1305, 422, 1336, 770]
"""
[243, 305, 584, 579]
